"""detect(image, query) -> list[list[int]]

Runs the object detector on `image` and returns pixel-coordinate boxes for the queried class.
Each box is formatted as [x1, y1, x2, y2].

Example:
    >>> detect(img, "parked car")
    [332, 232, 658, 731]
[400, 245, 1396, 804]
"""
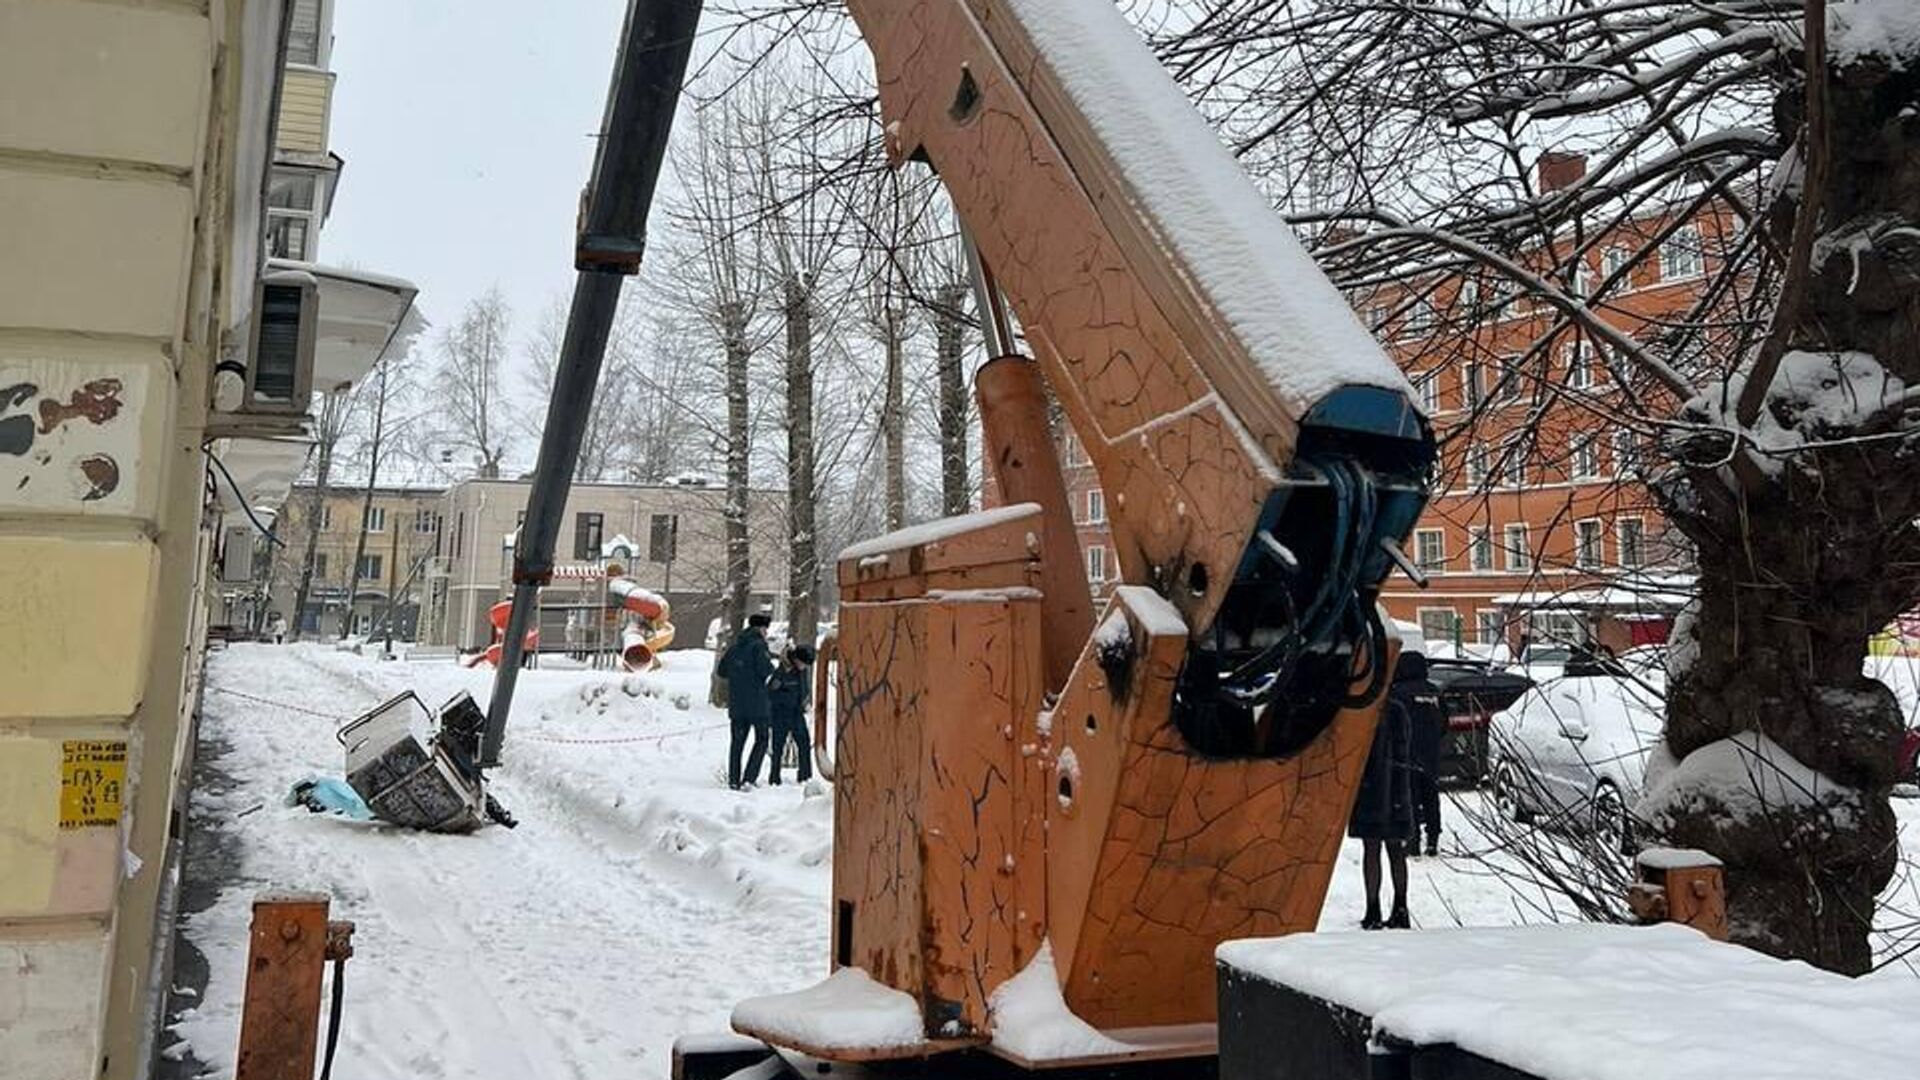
[1424, 658, 1533, 786]
[1490, 672, 1663, 853]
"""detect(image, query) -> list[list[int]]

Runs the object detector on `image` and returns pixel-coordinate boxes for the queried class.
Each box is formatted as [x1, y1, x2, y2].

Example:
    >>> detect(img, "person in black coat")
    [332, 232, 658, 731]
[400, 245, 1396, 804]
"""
[765, 643, 815, 786]
[1350, 647, 1420, 929]
[1401, 651, 1447, 857]
[717, 613, 775, 789]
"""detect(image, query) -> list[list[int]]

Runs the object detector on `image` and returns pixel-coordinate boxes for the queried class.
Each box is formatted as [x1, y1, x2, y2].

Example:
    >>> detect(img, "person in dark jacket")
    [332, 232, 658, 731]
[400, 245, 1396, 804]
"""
[1350, 647, 1420, 929]
[765, 643, 815, 786]
[1401, 650, 1447, 857]
[717, 613, 775, 789]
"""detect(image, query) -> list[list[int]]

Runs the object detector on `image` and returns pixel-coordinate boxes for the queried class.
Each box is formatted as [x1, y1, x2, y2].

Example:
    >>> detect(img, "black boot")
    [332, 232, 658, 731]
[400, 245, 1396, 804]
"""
[1386, 905, 1410, 930]
[1361, 905, 1384, 931]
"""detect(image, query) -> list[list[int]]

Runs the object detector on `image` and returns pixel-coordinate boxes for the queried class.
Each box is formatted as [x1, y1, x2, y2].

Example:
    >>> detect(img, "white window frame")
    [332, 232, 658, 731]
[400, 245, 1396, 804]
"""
[357, 553, 383, 581]
[1504, 523, 1532, 571]
[1575, 518, 1604, 570]
[1415, 528, 1447, 573]
[366, 505, 386, 533]
[1468, 525, 1494, 572]
[1462, 363, 1484, 409]
[1417, 607, 1460, 645]
[1463, 441, 1489, 488]
[318, 502, 333, 531]
[1475, 610, 1503, 647]
[1572, 435, 1600, 480]
[415, 509, 438, 534]
[1612, 430, 1639, 477]
[1661, 225, 1704, 281]
[1501, 437, 1529, 488]
[1617, 517, 1646, 570]
[1601, 246, 1630, 282]
[1414, 369, 1442, 413]
[1086, 488, 1107, 525]
[1564, 339, 1592, 390]
[1085, 545, 1107, 584]
[1493, 358, 1524, 404]
[1063, 432, 1089, 467]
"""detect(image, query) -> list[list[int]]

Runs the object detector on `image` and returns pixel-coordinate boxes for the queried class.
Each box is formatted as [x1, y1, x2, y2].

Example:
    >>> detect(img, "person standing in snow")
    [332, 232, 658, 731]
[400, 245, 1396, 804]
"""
[1400, 646, 1447, 857]
[268, 612, 287, 644]
[1350, 647, 1419, 929]
[717, 613, 775, 789]
[765, 643, 815, 786]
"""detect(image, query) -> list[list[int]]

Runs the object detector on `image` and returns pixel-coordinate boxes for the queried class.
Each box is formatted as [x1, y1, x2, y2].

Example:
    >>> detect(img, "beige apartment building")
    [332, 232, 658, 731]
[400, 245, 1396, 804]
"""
[429, 477, 789, 653]
[0, 2, 412, 1075]
[261, 484, 445, 639]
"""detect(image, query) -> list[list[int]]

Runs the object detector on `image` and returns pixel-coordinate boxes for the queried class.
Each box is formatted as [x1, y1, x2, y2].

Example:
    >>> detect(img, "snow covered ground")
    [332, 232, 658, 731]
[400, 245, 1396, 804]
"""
[168, 644, 1920, 1079]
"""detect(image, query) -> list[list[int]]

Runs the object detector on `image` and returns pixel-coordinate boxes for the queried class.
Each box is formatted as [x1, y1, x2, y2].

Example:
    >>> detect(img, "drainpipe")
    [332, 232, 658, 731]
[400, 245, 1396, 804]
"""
[480, 0, 704, 767]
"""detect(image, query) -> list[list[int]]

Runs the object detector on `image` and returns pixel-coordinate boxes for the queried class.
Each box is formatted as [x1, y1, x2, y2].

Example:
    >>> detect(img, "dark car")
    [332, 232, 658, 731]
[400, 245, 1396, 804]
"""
[1424, 658, 1534, 786]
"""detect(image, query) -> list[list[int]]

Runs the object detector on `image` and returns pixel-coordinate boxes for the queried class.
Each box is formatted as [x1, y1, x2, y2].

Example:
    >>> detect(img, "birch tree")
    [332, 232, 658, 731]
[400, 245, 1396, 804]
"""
[435, 287, 511, 478]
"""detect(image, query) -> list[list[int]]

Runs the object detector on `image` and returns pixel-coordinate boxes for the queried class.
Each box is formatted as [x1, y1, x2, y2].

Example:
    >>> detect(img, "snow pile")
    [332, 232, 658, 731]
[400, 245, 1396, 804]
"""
[1637, 730, 1861, 831]
[1688, 350, 1904, 474]
[1109, 585, 1188, 638]
[839, 504, 1039, 562]
[1218, 923, 1920, 1080]
[731, 968, 924, 1052]
[999, 0, 1412, 414]
[988, 942, 1133, 1061]
[1832, 0, 1920, 67]
[1093, 609, 1133, 650]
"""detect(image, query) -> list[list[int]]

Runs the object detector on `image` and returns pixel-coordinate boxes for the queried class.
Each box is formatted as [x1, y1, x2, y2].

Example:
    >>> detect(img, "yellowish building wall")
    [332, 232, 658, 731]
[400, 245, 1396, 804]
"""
[0, 1, 264, 1076]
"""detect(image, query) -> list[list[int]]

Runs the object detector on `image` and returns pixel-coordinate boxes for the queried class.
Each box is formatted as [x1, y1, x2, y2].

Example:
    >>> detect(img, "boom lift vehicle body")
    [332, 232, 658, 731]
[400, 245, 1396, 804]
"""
[705, 0, 1435, 1070]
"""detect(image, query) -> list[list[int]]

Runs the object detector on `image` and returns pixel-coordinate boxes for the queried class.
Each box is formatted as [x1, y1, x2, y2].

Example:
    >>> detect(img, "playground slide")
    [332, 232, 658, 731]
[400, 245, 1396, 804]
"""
[609, 577, 674, 671]
[464, 599, 541, 668]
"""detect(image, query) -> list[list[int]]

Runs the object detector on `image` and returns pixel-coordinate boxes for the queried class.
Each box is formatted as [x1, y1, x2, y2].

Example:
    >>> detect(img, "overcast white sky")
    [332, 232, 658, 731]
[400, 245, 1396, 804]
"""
[321, 0, 634, 343]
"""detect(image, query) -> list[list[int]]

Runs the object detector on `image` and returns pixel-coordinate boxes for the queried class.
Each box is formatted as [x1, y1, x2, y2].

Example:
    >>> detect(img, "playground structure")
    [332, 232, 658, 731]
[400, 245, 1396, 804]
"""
[464, 563, 673, 672]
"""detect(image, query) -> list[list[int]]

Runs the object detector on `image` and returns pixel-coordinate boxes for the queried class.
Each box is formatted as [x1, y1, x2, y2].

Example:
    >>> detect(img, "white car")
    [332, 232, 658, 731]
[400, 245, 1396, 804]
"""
[1490, 671, 1664, 852]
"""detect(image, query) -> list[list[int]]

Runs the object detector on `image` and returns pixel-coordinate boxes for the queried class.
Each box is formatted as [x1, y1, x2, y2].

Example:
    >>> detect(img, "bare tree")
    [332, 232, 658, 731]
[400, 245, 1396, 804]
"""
[436, 287, 511, 478]
[520, 295, 638, 483]
[288, 389, 352, 641]
[1143, 0, 1919, 971]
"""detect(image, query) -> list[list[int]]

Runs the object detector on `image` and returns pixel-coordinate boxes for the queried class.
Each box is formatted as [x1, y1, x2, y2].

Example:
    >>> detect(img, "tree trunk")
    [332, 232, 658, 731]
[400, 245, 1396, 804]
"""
[341, 363, 390, 640]
[935, 283, 970, 517]
[784, 276, 819, 648]
[715, 299, 754, 706]
[1652, 47, 1920, 974]
[290, 392, 343, 642]
[883, 305, 907, 531]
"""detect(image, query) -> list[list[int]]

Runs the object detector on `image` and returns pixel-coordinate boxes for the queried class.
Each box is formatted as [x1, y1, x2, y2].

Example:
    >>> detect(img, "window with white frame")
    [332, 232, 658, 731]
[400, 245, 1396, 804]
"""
[1501, 437, 1529, 488]
[1063, 432, 1089, 467]
[365, 506, 386, 533]
[1613, 430, 1639, 476]
[1085, 545, 1107, 583]
[1493, 358, 1524, 404]
[1572, 435, 1601, 480]
[266, 170, 320, 262]
[1463, 442, 1489, 488]
[1405, 298, 1437, 334]
[357, 553, 383, 581]
[1617, 517, 1646, 569]
[1370, 305, 1392, 331]
[1086, 488, 1106, 524]
[1462, 363, 1484, 409]
[1575, 519, 1604, 569]
[318, 502, 333, 531]
[1418, 608, 1460, 645]
[1601, 246, 1630, 281]
[1415, 528, 1447, 572]
[1468, 526, 1494, 571]
[1661, 225, 1704, 280]
[1564, 339, 1593, 389]
[1476, 610, 1504, 646]
[1569, 262, 1592, 298]
[1457, 278, 1480, 312]
[1414, 370, 1441, 413]
[415, 509, 438, 534]
[1504, 523, 1532, 571]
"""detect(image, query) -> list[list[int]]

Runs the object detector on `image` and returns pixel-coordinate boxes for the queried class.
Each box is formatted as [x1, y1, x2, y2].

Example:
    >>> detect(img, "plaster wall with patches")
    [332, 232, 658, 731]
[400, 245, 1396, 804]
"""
[0, 1, 273, 1076]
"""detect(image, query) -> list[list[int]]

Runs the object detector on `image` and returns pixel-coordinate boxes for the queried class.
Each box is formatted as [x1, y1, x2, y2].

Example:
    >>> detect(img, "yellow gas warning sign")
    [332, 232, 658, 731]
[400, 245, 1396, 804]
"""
[60, 740, 127, 830]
